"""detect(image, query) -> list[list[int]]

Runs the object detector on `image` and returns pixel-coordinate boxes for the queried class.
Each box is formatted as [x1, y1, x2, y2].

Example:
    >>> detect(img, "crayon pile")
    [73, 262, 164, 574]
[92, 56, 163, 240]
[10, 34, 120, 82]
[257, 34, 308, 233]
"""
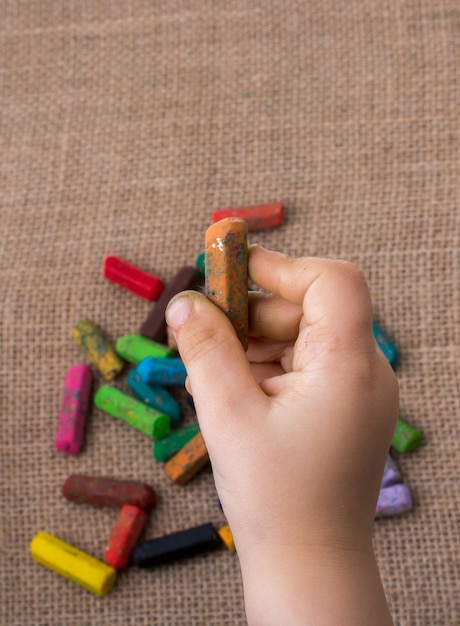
[29, 203, 423, 595]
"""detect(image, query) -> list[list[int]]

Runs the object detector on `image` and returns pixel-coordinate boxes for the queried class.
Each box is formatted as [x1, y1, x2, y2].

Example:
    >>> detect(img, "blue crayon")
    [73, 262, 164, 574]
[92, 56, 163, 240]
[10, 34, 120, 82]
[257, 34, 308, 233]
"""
[136, 357, 187, 386]
[373, 321, 398, 369]
[127, 369, 182, 426]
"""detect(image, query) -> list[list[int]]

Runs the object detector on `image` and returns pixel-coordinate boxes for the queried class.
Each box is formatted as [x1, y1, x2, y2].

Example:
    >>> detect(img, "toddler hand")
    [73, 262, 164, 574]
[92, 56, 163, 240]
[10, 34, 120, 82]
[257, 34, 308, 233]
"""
[166, 245, 398, 625]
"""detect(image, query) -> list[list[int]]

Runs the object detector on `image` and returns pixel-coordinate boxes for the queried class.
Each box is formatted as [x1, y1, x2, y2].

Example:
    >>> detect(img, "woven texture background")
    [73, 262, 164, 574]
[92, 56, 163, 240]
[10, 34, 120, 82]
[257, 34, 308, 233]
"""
[1, 2, 459, 624]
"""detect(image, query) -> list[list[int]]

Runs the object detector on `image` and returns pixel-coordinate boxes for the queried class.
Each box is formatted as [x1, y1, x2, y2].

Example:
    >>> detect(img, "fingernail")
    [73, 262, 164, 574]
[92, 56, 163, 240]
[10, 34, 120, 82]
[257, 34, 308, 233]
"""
[165, 295, 193, 330]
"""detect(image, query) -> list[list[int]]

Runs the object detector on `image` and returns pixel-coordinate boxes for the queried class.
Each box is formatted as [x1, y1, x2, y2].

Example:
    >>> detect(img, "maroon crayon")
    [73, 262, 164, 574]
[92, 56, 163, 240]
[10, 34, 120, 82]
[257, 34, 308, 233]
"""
[62, 475, 157, 511]
[139, 265, 203, 343]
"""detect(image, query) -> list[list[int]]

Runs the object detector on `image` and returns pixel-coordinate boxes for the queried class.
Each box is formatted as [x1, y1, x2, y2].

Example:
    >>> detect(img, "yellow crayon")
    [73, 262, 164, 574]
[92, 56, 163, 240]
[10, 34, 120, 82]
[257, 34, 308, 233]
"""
[217, 524, 236, 551]
[30, 531, 117, 596]
[72, 318, 124, 380]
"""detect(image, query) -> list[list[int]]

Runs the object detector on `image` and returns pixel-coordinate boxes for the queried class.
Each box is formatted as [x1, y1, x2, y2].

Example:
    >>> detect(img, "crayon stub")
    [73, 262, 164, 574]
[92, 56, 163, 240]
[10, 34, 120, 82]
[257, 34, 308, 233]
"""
[72, 318, 124, 381]
[30, 531, 117, 596]
[103, 255, 164, 301]
[205, 218, 248, 350]
[153, 422, 201, 462]
[104, 504, 148, 570]
[373, 321, 398, 369]
[115, 334, 174, 365]
[218, 525, 236, 551]
[132, 523, 220, 567]
[196, 251, 205, 276]
[55, 364, 92, 454]
[127, 369, 181, 426]
[94, 385, 171, 439]
[381, 455, 402, 488]
[136, 357, 187, 386]
[62, 475, 157, 510]
[139, 265, 203, 343]
[164, 431, 209, 485]
[391, 417, 424, 453]
[212, 202, 284, 232]
[375, 484, 413, 518]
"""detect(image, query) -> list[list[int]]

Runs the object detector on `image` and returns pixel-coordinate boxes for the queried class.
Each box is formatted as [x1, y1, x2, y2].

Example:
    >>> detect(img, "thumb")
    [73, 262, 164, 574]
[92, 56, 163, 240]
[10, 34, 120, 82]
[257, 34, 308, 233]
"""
[165, 290, 266, 424]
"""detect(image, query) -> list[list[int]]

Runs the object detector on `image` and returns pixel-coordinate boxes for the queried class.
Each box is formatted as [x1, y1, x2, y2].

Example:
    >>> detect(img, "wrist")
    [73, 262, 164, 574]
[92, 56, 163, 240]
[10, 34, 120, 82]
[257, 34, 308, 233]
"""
[239, 540, 393, 626]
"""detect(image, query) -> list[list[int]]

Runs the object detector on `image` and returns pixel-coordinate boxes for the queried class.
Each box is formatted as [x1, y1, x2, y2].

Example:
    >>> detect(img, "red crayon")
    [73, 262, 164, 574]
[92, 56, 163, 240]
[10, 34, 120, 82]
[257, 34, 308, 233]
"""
[212, 202, 284, 232]
[105, 504, 148, 569]
[103, 256, 164, 301]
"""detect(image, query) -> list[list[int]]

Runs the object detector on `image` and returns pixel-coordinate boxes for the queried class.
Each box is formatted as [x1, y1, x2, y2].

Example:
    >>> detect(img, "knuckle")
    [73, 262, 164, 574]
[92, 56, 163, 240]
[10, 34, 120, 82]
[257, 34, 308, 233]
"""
[180, 323, 228, 364]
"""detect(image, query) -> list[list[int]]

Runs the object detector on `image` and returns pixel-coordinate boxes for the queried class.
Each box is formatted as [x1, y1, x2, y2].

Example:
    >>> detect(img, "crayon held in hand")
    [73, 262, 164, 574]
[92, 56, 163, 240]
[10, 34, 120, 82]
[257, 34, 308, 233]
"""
[205, 218, 248, 350]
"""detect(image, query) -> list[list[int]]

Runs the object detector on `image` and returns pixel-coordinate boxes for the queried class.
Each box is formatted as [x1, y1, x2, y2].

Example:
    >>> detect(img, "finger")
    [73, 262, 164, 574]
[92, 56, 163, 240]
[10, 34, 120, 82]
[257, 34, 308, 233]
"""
[246, 337, 293, 363]
[248, 245, 374, 343]
[248, 291, 301, 340]
[250, 362, 285, 384]
[165, 290, 268, 426]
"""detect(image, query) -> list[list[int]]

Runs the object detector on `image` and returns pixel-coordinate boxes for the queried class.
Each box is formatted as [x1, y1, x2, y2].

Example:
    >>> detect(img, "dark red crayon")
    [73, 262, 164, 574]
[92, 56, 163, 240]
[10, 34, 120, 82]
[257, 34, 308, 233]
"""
[62, 475, 157, 511]
[139, 265, 203, 343]
[104, 256, 164, 301]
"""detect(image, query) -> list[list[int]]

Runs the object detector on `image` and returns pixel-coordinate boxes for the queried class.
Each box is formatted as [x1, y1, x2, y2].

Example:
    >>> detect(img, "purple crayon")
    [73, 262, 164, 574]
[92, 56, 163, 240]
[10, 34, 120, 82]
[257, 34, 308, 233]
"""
[55, 364, 93, 454]
[381, 455, 402, 488]
[375, 484, 413, 518]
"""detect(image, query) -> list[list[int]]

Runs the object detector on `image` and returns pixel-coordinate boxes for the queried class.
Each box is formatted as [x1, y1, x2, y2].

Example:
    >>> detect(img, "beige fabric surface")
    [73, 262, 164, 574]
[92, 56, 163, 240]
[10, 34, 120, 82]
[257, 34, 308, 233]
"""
[1, 2, 459, 624]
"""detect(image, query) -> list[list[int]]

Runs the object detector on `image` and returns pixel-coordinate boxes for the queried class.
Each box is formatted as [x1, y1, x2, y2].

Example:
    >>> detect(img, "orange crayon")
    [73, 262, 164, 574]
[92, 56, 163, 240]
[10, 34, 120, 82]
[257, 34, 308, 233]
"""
[205, 218, 248, 350]
[164, 432, 209, 485]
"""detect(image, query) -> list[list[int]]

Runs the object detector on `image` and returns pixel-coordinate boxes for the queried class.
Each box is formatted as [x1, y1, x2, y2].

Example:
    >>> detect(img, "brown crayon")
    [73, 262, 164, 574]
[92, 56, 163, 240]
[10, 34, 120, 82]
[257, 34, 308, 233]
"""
[139, 265, 203, 343]
[205, 218, 248, 349]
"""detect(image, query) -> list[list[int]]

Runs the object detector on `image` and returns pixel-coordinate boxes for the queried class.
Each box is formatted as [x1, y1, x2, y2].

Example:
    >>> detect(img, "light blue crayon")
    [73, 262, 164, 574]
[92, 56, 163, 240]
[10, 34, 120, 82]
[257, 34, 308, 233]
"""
[136, 357, 187, 386]
[127, 369, 182, 426]
[373, 321, 398, 369]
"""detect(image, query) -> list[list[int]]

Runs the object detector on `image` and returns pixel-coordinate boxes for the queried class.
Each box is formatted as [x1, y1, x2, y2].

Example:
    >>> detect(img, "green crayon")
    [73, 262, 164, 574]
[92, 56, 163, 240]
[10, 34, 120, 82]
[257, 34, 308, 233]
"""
[95, 386, 171, 439]
[115, 334, 174, 365]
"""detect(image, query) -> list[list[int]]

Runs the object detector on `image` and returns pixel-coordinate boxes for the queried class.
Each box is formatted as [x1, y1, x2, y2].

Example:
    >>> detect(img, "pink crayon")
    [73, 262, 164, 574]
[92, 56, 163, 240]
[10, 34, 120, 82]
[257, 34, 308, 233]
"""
[55, 364, 93, 454]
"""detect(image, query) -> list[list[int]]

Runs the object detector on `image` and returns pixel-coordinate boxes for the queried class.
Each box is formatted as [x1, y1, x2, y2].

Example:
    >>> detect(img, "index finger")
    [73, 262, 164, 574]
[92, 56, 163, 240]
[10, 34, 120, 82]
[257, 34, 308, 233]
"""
[248, 245, 374, 341]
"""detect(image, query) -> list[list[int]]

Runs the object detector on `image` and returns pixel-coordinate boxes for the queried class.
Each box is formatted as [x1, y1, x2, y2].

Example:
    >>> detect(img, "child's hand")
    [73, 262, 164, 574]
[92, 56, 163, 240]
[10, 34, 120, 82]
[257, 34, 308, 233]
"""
[166, 245, 398, 625]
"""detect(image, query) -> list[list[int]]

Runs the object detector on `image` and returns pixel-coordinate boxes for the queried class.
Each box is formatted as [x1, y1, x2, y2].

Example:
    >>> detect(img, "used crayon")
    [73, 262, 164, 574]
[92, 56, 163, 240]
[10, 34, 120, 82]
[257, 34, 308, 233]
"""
[94, 385, 171, 439]
[103, 256, 164, 301]
[164, 431, 209, 485]
[212, 202, 284, 232]
[72, 318, 124, 381]
[30, 531, 117, 596]
[62, 475, 157, 510]
[139, 265, 203, 343]
[132, 523, 220, 567]
[205, 218, 248, 349]
[55, 364, 92, 454]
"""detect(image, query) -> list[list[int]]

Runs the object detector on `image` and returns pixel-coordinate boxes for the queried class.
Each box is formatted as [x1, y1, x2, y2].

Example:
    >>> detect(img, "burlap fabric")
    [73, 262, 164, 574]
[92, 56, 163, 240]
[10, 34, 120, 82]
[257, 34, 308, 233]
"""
[1, 2, 459, 625]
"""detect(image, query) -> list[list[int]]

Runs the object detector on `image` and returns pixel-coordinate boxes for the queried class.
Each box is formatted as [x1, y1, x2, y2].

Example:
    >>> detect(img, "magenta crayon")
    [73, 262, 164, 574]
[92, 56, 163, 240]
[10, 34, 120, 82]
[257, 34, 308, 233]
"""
[55, 364, 93, 454]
